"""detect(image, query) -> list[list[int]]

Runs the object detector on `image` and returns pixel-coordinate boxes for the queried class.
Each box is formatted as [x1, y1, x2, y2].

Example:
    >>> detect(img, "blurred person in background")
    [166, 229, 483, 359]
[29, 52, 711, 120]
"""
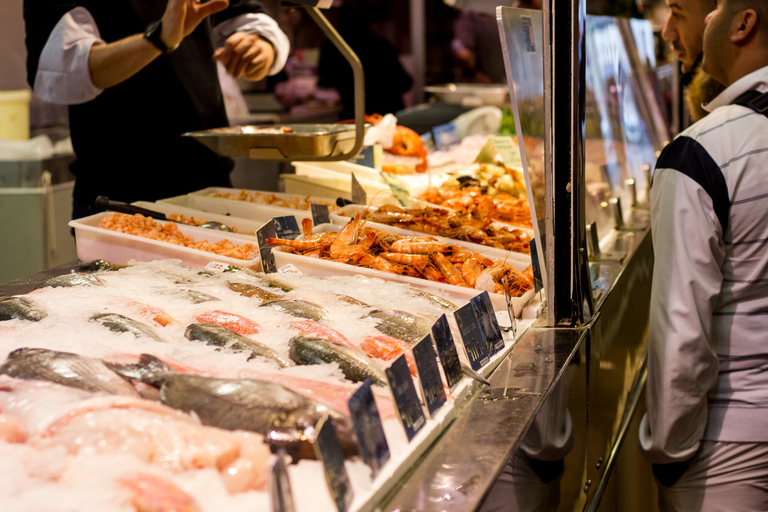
[661, 0, 725, 121]
[317, 0, 412, 120]
[24, 0, 288, 220]
[640, 0, 768, 509]
[451, 0, 542, 85]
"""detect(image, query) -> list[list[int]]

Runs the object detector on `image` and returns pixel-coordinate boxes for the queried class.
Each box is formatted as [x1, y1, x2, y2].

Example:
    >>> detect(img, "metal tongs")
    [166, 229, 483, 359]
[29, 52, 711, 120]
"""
[94, 196, 235, 232]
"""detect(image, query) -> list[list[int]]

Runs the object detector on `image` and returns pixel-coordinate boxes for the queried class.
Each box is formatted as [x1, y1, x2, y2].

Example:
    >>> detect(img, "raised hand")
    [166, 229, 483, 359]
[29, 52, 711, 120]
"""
[214, 32, 275, 81]
[161, 0, 230, 51]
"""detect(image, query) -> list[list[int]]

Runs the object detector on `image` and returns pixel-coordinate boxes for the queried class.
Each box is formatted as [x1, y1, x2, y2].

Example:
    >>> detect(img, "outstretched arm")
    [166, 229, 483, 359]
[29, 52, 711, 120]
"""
[88, 0, 230, 89]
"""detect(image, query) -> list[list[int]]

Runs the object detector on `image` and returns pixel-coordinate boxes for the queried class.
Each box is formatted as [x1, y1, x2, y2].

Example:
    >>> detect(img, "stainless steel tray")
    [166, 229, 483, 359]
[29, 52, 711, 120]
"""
[184, 124, 362, 161]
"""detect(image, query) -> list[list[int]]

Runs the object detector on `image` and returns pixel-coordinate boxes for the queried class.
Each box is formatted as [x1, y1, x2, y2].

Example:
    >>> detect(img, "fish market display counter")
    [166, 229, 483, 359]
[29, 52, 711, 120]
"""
[0, 211, 652, 512]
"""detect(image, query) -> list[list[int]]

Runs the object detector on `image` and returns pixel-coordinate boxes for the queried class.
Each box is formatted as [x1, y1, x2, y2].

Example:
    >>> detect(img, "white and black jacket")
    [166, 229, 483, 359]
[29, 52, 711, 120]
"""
[639, 65, 768, 464]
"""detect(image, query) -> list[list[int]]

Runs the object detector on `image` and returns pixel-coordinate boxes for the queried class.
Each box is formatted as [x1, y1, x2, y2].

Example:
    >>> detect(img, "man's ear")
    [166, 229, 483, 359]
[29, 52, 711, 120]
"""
[732, 9, 758, 43]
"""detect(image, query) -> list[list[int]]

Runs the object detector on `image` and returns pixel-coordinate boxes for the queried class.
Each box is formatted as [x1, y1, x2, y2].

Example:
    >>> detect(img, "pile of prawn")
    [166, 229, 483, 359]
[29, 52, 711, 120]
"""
[208, 189, 338, 212]
[267, 213, 534, 298]
[417, 185, 533, 229]
[362, 204, 531, 254]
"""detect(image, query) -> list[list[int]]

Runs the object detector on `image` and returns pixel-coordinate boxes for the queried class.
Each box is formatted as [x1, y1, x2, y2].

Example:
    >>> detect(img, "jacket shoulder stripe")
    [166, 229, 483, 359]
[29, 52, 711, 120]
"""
[656, 135, 730, 233]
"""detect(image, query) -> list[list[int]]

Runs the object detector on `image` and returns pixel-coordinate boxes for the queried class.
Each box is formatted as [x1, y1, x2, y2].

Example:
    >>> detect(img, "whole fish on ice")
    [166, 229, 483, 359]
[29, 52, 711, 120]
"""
[0, 297, 47, 322]
[288, 336, 388, 386]
[259, 299, 329, 322]
[112, 354, 358, 461]
[36, 273, 105, 289]
[363, 309, 433, 344]
[90, 312, 166, 343]
[184, 323, 293, 368]
[0, 347, 140, 396]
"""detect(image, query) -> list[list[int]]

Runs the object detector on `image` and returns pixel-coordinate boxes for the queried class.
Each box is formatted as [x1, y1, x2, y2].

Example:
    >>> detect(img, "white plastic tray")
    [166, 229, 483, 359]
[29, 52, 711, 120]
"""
[131, 201, 263, 239]
[272, 224, 534, 316]
[158, 187, 337, 224]
[69, 212, 262, 270]
[330, 204, 533, 265]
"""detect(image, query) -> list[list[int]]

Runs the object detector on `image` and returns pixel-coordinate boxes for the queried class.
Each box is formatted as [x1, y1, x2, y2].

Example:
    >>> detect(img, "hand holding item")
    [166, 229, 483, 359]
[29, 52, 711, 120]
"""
[161, 0, 230, 51]
[214, 32, 275, 81]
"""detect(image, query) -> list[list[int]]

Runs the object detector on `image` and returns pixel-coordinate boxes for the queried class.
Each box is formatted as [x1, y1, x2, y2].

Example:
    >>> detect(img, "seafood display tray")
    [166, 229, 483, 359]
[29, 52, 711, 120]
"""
[331, 204, 533, 264]
[292, 159, 384, 183]
[131, 201, 264, 238]
[69, 211, 262, 270]
[158, 187, 334, 225]
[271, 224, 535, 316]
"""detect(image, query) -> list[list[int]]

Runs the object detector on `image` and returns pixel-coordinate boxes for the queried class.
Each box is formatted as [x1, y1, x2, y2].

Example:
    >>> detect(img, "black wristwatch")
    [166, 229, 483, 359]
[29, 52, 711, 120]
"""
[144, 19, 175, 54]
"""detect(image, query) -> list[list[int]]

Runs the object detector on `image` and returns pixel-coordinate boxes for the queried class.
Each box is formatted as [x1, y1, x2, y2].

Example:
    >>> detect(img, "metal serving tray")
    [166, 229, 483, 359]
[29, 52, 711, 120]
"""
[185, 123, 361, 161]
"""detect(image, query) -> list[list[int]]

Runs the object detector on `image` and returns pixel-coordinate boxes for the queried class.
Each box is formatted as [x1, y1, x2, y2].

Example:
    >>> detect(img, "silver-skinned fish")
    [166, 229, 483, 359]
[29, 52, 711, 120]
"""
[0, 297, 47, 322]
[184, 323, 293, 368]
[90, 313, 165, 343]
[363, 309, 433, 344]
[0, 347, 140, 396]
[288, 336, 388, 386]
[260, 300, 329, 322]
[112, 354, 358, 461]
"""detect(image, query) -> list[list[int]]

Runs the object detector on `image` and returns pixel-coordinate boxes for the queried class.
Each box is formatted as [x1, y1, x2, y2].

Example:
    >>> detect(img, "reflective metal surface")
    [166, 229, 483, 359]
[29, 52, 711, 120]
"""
[383, 326, 587, 511]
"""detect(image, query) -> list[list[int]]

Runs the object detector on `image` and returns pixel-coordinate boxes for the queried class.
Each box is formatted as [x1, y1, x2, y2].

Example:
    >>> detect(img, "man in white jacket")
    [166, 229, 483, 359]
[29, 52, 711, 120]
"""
[640, 0, 768, 509]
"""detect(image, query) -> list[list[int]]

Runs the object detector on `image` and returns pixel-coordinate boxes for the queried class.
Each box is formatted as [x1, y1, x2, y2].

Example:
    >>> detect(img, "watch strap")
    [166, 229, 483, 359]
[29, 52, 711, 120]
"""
[144, 19, 172, 54]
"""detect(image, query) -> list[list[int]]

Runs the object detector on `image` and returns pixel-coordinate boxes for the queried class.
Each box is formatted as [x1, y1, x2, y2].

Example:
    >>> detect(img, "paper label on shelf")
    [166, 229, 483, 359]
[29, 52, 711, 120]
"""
[271, 449, 295, 512]
[454, 302, 490, 371]
[474, 291, 505, 355]
[311, 203, 331, 226]
[204, 261, 231, 273]
[385, 355, 426, 441]
[413, 335, 447, 417]
[277, 264, 302, 275]
[475, 135, 524, 170]
[351, 173, 367, 205]
[313, 415, 353, 512]
[272, 216, 301, 241]
[348, 380, 390, 477]
[379, 172, 412, 208]
[432, 314, 464, 389]
[256, 220, 277, 274]
[432, 122, 460, 150]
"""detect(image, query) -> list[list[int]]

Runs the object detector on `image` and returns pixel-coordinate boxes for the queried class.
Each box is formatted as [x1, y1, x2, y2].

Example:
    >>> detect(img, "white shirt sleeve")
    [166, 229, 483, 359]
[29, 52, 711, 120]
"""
[214, 13, 290, 76]
[33, 7, 104, 105]
[638, 166, 722, 464]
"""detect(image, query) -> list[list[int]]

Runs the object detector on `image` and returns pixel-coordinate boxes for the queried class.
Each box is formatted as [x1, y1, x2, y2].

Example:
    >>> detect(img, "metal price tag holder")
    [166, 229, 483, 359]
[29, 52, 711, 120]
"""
[348, 380, 390, 478]
[412, 335, 448, 417]
[431, 314, 464, 390]
[313, 414, 353, 512]
[184, 5, 365, 163]
[256, 219, 277, 273]
[385, 354, 426, 441]
[271, 448, 295, 512]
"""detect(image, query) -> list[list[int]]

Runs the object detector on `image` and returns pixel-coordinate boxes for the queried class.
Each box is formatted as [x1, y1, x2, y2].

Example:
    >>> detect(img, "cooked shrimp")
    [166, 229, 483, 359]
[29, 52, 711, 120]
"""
[431, 252, 472, 288]
[391, 239, 453, 255]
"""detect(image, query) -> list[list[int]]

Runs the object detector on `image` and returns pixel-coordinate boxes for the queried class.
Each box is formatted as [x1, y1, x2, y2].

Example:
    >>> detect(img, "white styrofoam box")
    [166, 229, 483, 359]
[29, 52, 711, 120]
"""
[131, 201, 264, 239]
[330, 204, 533, 265]
[69, 212, 261, 270]
[280, 173, 398, 207]
[158, 187, 337, 224]
[271, 223, 534, 316]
